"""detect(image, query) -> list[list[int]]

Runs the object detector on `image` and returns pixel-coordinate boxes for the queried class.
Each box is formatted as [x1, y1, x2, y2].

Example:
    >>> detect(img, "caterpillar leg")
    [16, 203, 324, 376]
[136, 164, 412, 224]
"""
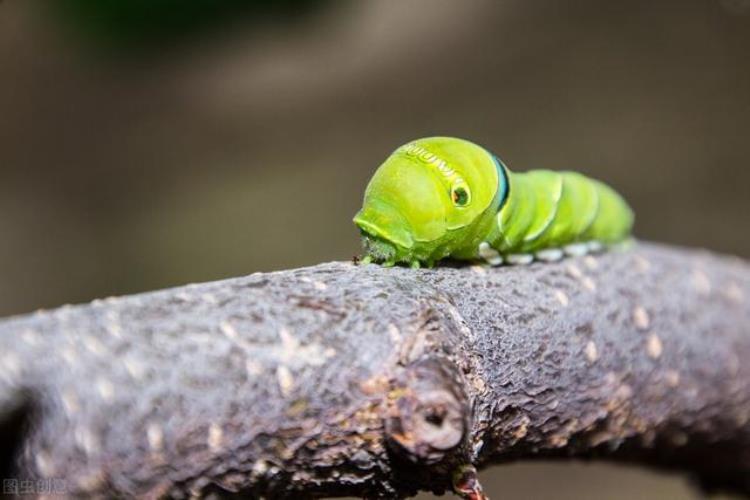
[563, 243, 590, 257]
[611, 237, 636, 252]
[586, 240, 604, 253]
[506, 253, 534, 265]
[478, 242, 503, 266]
[535, 248, 564, 262]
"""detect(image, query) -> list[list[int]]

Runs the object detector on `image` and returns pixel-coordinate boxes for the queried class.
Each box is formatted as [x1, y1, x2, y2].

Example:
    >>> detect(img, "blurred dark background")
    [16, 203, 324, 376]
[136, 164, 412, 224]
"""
[1, 0, 748, 498]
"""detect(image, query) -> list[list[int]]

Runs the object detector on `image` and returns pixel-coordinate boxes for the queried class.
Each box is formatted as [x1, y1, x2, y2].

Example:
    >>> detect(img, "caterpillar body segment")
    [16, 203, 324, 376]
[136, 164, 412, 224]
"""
[354, 137, 634, 267]
[494, 170, 632, 254]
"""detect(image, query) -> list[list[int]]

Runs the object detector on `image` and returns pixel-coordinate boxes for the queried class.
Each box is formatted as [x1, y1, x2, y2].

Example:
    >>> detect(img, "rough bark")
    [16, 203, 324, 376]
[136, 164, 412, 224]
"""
[0, 243, 748, 498]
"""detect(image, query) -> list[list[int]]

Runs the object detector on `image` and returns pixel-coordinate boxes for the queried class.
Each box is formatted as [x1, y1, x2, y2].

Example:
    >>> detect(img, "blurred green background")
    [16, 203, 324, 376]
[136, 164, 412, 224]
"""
[1, 0, 748, 498]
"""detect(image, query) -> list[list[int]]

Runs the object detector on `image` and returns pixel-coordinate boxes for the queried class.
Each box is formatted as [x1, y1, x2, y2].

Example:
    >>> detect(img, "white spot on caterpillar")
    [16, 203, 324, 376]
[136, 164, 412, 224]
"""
[536, 248, 564, 262]
[587, 241, 604, 253]
[478, 242, 503, 266]
[487, 256, 503, 266]
[507, 253, 533, 265]
[584, 341, 599, 363]
[147, 423, 164, 452]
[632, 306, 650, 331]
[554, 290, 569, 307]
[96, 378, 115, 402]
[564, 243, 589, 257]
[691, 269, 712, 296]
[277, 365, 294, 396]
[646, 334, 663, 359]
[208, 423, 223, 452]
[470, 265, 487, 275]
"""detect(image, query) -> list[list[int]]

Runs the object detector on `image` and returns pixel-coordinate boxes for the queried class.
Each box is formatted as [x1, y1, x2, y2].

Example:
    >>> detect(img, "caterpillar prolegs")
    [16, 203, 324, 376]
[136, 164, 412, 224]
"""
[353, 137, 634, 268]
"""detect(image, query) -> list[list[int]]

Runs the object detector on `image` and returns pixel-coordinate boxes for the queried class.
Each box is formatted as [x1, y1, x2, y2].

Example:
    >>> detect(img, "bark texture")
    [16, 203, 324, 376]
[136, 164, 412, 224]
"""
[0, 243, 748, 498]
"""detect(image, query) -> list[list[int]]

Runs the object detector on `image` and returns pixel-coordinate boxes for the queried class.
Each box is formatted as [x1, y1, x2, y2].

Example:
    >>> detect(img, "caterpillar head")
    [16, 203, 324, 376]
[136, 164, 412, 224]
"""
[354, 137, 504, 266]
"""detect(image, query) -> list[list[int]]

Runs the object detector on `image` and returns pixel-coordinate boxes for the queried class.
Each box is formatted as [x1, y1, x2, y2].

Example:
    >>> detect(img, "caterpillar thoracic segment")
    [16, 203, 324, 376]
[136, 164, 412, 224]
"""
[353, 137, 634, 268]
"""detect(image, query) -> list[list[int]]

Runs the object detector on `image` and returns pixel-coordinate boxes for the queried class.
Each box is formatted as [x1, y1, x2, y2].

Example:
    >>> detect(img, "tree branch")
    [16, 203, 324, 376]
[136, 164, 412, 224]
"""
[0, 243, 748, 498]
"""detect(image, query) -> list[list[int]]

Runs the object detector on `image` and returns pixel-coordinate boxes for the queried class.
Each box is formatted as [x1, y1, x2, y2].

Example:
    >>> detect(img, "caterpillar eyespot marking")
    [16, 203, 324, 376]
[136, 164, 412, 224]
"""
[451, 185, 470, 207]
[354, 137, 634, 267]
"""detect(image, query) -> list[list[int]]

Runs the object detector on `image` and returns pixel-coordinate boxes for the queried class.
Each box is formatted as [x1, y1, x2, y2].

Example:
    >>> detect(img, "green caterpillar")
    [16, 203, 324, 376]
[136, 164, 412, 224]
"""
[353, 137, 634, 268]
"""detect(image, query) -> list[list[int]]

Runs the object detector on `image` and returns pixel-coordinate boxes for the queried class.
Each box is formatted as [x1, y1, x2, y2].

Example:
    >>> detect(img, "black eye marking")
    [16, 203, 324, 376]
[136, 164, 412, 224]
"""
[452, 186, 470, 206]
